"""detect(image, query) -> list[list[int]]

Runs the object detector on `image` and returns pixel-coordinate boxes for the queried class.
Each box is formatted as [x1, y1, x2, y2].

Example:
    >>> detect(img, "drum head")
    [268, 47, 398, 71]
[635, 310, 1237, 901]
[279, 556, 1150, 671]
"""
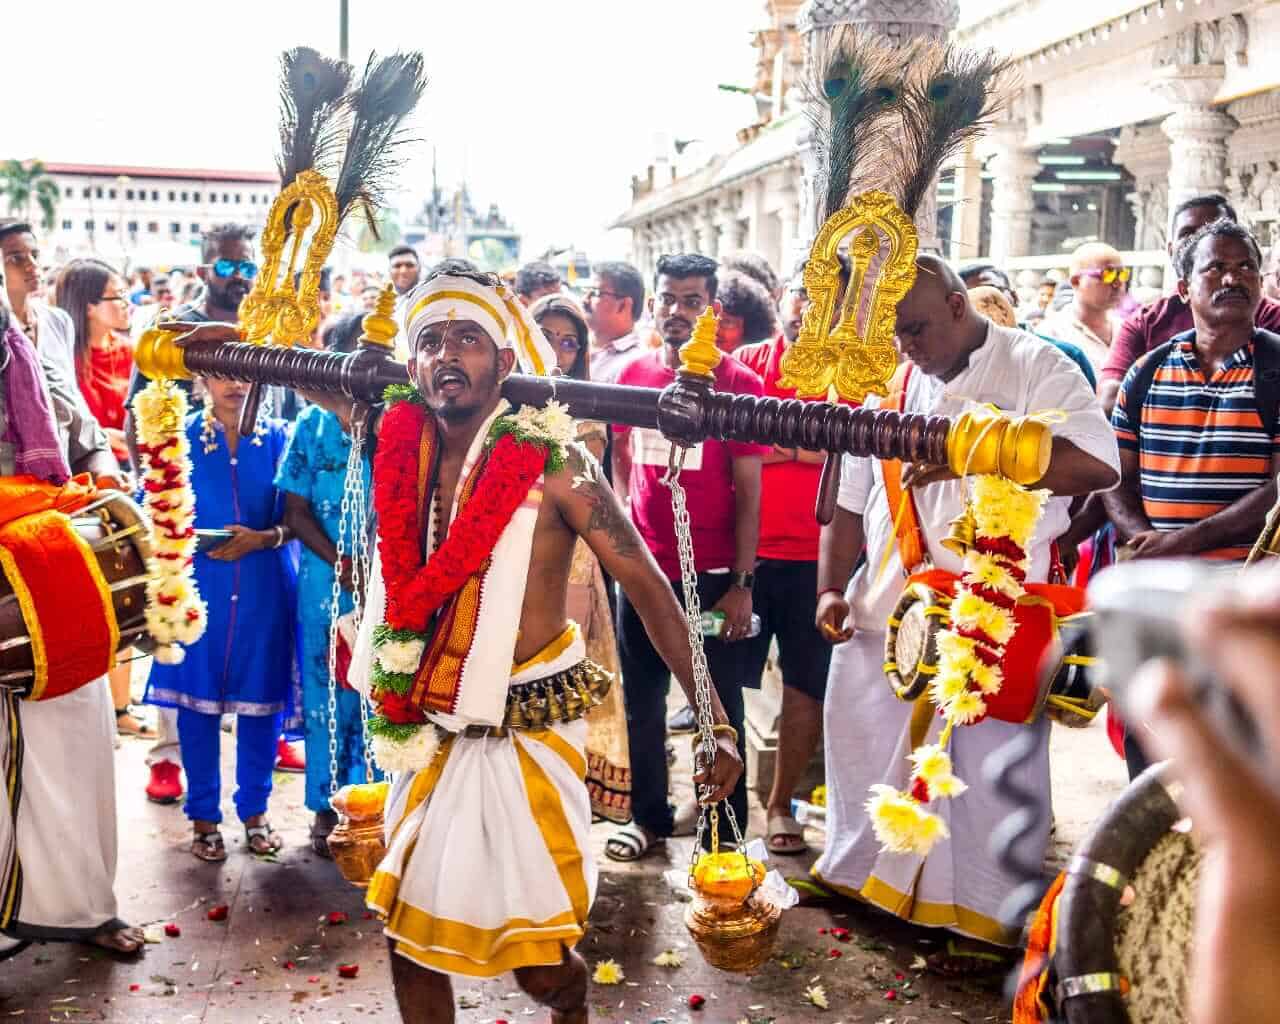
[884, 583, 943, 702]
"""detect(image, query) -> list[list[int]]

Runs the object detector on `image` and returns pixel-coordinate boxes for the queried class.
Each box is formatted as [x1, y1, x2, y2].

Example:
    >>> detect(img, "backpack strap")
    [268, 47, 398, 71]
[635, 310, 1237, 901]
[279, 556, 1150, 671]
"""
[881, 363, 927, 573]
[1121, 337, 1178, 442]
[1251, 329, 1280, 437]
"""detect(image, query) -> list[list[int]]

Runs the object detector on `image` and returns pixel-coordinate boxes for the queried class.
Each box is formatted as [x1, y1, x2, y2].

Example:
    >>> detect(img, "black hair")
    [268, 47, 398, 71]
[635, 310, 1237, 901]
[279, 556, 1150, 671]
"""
[531, 295, 590, 381]
[514, 260, 561, 297]
[654, 253, 718, 301]
[958, 261, 1013, 291]
[0, 219, 32, 244]
[593, 260, 644, 321]
[201, 222, 256, 263]
[321, 312, 365, 355]
[54, 257, 119, 372]
[426, 257, 480, 279]
[1171, 192, 1237, 229]
[721, 250, 779, 297]
[1174, 218, 1262, 281]
[717, 271, 777, 342]
[388, 244, 419, 263]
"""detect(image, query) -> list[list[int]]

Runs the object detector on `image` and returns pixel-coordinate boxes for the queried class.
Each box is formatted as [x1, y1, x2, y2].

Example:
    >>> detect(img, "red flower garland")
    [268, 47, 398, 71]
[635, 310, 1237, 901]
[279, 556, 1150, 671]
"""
[373, 401, 550, 633]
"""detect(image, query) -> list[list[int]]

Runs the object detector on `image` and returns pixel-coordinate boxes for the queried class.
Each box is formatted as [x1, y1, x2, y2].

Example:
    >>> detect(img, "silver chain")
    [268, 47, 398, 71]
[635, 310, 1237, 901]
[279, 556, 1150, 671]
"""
[661, 447, 747, 880]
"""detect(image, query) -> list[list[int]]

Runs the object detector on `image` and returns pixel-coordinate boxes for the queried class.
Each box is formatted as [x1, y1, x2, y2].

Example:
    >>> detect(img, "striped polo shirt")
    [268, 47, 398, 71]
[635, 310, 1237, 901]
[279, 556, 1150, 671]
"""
[1113, 333, 1279, 560]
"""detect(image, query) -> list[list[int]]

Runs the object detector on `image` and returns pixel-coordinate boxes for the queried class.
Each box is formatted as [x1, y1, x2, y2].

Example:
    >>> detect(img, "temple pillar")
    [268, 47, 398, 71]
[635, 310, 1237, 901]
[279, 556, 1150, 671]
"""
[947, 141, 984, 264]
[986, 125, 1039, 266]
[1151, 64, 1235, 211]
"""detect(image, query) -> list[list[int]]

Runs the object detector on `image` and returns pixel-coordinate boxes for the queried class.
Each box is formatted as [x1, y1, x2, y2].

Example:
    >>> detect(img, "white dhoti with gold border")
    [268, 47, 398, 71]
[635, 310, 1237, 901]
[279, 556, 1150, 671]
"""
[367, 632, 595, 978]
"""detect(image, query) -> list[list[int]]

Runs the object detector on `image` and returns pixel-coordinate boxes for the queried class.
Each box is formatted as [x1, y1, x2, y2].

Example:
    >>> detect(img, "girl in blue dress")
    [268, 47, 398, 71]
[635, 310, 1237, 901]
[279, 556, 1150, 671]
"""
[145, 377, 297, 861]
[274, 313, 379, 856]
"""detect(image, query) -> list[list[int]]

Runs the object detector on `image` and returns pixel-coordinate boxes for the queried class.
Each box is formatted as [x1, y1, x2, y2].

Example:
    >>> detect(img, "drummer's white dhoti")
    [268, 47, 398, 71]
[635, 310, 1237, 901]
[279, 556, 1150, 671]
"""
[0, 680, 121, 956]
[812, 630, 1051, 947]
[367, 638, 595, 978]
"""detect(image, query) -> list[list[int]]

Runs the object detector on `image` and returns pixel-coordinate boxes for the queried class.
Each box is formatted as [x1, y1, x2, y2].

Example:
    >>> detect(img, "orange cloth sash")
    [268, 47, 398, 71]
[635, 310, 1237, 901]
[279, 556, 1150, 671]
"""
[1012, 870, 1066, 1022]
[881, 364, 927, 573]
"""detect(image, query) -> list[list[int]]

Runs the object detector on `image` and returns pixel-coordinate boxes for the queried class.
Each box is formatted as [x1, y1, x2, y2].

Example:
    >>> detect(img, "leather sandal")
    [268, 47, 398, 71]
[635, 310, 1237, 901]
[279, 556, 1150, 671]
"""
[191, 828, 227, 862]
[245, 821, 283, 856]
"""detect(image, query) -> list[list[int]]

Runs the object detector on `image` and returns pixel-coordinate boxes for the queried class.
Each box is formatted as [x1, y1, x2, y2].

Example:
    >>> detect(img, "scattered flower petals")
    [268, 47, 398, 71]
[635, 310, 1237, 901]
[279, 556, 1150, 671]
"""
[327, 911, 348, 926]
[307, 975, 319, 983]
[206, 905, 229, 922]
[804, 983, 829, 1010]
[283, 960, 296, 970]
[885, 989, 898, 1001]
[592, 959, 624, 985]
[895, 972, 905, 980]
[164, 923, 181, 938]
[830, 927, 851, 943]
[828, 949, 843, 959]
[652, 949, 685, 968]
[128, 984, 140, 992]
[337, 963, 360, 979]
[817, 927, 828, 935]
[688, 994, 706, 1010]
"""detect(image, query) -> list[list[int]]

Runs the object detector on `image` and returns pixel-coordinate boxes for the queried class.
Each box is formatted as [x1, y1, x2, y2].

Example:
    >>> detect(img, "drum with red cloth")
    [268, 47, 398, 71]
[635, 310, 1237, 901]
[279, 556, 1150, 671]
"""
[0, 479, 150, 700]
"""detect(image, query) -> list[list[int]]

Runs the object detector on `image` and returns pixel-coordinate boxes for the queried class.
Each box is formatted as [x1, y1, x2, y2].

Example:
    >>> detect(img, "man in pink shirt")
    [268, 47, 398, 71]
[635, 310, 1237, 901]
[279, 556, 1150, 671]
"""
[733, 260, 853, 855]
[1100, 193, 1280, 415]
[607, 254, 768, 862]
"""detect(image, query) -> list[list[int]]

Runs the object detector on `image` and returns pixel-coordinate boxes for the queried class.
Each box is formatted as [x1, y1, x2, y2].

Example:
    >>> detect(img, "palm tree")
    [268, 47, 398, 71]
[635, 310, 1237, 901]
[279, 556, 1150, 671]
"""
[0, 159, 59, 231]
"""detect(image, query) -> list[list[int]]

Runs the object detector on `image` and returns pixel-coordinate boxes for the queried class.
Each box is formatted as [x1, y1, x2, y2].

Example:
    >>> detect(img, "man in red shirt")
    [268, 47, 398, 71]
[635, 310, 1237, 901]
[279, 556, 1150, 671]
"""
[607, 254, 769, 862]
[1100, 193, 1280, 414]
[734, 260, 851, 855]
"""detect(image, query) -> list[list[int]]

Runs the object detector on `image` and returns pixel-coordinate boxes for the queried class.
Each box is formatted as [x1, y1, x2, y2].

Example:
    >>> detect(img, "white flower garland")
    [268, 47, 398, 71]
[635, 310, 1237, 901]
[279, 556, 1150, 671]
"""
[133, 381, 207, 664]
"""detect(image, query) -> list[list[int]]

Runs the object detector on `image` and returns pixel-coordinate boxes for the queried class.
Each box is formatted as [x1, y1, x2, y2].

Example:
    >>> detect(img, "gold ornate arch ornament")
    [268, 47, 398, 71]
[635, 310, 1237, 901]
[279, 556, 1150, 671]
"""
[778, 189, 918, 404]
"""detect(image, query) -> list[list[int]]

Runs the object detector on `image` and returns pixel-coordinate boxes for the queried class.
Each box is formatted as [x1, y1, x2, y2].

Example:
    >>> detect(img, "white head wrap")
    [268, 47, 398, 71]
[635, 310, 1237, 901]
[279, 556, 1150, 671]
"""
[400, 274, 556, 377]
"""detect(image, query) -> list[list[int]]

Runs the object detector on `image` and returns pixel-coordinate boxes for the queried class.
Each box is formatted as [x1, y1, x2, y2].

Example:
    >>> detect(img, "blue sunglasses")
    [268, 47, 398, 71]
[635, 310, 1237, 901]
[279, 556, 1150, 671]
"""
[212, 258, 259, 280]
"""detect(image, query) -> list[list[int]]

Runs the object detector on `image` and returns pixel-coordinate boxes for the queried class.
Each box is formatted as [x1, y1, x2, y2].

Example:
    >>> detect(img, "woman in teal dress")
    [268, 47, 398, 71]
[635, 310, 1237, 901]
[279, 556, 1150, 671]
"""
[275, 314, 379, 855]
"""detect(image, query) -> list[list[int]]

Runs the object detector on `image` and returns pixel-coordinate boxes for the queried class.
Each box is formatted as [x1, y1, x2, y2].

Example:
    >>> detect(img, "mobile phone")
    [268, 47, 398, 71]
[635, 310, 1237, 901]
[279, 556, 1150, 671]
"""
[195, 528, 234, 553]
[1088, 559, 1264, 762]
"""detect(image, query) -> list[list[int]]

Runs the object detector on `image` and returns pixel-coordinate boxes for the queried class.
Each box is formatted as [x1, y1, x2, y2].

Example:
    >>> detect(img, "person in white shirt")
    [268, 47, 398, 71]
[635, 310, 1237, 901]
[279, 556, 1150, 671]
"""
[0, 220, 77, 385]
[1040, 242, 1129, 374]
[583, 261, 647, 386]
[813, 256, 1120, 970]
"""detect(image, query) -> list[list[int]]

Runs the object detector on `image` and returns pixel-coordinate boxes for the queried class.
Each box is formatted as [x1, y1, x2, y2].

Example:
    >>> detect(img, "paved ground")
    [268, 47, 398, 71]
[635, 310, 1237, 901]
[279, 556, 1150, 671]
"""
[0, 692, 1127, 1024]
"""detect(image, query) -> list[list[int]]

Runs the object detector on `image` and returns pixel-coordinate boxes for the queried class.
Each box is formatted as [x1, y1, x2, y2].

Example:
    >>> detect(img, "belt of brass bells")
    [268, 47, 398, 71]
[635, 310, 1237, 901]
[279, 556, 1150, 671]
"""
[461, 659, 613, 738]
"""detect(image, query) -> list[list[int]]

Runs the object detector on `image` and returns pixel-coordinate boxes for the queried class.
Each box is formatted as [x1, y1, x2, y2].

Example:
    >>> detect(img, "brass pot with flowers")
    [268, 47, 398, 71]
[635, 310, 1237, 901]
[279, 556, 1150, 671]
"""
[684, 850, 782, 973]
[327, 781, 390, 888]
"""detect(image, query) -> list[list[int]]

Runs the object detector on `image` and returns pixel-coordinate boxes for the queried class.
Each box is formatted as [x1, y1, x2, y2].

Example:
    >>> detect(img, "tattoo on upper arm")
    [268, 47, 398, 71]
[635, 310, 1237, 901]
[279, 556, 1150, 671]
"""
[568, 445, 641, 557]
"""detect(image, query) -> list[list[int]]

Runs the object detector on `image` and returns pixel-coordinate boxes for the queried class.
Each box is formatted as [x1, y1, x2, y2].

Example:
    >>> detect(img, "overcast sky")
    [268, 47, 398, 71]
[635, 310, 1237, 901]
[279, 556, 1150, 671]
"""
[10, 1, 766, 260]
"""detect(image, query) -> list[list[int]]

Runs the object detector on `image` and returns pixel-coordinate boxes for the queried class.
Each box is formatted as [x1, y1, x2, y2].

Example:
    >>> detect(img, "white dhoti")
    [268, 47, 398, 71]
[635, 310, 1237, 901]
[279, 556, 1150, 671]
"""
[367, 633, 596, 978]
[812, 631, 1051, 947]
[0, 680, 121, 956]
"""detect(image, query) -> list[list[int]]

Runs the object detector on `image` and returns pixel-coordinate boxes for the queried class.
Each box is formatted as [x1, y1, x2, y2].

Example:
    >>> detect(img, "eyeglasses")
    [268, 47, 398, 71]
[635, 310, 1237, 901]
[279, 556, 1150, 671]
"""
[585, 287, 622, 302]
[1079, 266, 1131, 285]
[96, 294, 130, 306]
[211, 258, 259, 280]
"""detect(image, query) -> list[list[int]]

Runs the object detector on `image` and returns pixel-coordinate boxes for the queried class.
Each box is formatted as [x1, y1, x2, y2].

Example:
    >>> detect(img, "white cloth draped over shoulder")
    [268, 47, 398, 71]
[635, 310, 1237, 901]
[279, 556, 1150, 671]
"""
[813, 323, 1120, 946]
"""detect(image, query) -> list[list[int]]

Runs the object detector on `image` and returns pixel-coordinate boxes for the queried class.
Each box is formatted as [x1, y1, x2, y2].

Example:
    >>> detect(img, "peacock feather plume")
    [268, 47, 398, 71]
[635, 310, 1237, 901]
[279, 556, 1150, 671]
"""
[275, 47, 352, 187]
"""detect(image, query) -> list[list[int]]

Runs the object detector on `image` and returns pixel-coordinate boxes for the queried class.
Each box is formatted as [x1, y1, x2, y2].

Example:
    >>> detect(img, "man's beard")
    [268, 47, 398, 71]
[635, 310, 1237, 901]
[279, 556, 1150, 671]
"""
[431, 363, 502, 422]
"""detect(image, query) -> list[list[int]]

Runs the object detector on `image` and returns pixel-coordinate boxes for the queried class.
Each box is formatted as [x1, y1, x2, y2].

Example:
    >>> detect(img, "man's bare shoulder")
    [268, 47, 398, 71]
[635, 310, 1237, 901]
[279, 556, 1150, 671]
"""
[546, 442, 642, 557]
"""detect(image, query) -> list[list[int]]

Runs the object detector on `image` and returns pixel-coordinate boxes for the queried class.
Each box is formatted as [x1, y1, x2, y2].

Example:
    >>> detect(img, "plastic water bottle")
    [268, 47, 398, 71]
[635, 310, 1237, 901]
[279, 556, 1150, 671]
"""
[700, 611, 762, 638]
[791, 799, 827, 828]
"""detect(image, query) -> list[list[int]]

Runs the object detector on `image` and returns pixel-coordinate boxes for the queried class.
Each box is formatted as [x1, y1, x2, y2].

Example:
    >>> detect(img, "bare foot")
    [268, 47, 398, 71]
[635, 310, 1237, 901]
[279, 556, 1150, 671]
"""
[88, 925, 144, 956]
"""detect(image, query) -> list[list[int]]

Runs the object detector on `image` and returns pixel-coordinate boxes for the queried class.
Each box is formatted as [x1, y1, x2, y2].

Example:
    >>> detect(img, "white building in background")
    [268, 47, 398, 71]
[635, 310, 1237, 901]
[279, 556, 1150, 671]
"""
[615, 0, 1280, 297]
[40, 162, 278, 267]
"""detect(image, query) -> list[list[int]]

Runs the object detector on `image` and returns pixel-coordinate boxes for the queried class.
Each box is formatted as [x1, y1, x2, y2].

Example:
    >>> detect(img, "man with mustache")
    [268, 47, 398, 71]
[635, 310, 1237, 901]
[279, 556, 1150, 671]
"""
[1104, 220, 1280, 564]
[607, 253, 767, 863]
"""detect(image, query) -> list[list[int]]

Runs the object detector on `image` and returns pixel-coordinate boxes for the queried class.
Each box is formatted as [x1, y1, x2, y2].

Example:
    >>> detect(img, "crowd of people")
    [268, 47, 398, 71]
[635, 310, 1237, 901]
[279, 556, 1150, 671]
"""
[2, 192, 1278, 1020]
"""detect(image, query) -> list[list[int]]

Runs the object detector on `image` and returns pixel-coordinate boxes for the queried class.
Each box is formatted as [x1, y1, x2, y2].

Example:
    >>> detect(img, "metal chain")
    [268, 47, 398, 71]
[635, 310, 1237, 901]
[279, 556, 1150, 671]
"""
[661, 447, 747, 882]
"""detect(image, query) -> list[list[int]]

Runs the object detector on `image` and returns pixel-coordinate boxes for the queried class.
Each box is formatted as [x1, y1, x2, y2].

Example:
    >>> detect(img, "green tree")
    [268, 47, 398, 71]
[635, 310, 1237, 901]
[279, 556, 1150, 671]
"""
[0, 159, 59, 231]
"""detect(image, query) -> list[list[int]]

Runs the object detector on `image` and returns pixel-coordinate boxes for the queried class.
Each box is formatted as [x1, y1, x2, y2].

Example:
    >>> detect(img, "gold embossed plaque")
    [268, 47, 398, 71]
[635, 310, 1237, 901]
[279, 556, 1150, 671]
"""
[237, 169, 340, 348]
[778, 189, 918, 403]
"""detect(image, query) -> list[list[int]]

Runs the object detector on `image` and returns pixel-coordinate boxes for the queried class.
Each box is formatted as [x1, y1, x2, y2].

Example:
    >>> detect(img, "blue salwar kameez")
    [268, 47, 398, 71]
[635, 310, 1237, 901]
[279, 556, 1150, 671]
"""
[145, 413, 297, 824]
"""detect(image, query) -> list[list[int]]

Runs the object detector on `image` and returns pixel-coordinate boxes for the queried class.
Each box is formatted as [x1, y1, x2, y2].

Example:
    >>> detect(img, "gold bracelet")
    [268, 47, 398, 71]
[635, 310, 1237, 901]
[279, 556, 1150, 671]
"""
[693, 723, 739, 746]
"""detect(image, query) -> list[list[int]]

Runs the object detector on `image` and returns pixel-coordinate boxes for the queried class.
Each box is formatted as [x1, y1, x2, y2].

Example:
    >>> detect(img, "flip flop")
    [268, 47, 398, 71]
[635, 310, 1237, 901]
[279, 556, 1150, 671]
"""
[191, 828, 227, 863]
[766, 812, 807, 855]
[245, 822, 283, 857]
[926, 938, 1014, 977]
[605, 823, 662, 863]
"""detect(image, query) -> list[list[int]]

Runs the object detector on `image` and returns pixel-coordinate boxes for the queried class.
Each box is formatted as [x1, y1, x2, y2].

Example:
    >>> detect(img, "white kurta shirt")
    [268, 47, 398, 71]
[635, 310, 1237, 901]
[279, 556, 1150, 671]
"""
[838, 322, 1120, 632]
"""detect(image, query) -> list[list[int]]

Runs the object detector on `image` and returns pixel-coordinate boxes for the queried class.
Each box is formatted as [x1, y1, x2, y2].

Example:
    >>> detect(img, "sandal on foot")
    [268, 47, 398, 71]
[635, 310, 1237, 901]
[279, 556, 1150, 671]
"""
[766, 812, 808, 855]
[926, 938, 1014, 977]
[115, 707, 156, 739]
[191, 829, 227, 863]
[245, 821, 283, 856]
[605, 823, 662, 863]
[88, 921, 145, 957]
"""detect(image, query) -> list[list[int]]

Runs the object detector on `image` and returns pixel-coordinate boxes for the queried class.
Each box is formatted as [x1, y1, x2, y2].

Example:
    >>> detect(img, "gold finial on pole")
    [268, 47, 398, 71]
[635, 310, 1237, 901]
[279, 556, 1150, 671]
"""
[677, 305, 722, 379]
[359, 285, 399, 350]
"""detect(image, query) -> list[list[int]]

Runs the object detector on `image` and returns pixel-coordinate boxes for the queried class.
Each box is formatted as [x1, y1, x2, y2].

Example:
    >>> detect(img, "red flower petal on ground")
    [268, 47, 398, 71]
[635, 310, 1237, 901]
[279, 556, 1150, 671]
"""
[828, 949, 843, 959]
[327, 911, 348, 926]
[688, 994, 706, 1010]
[206, 904, 228, 922]
[895, 972, 905, 980]
[128, 984, 140, 992]
[830, 926, 851, 942]
[308, 975, 319, 983]
[283, 960, 296, 970]
[163, 923, 181, 937]
[337, 964, 359, 979]
[885, 989, 898, 1001]
[817, 927, 827, 934]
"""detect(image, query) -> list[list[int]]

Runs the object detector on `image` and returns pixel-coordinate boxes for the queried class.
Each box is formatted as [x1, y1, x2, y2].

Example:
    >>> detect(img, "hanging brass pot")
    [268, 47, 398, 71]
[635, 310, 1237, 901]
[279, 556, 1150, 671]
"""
[684, 852, 782, 973]
[326, 781, 389, 889]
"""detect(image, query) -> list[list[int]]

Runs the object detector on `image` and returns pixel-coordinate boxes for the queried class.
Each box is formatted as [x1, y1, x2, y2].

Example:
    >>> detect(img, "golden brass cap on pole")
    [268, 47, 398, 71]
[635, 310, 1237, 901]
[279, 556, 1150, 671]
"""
[359, 285, 399, 349]
[945, 408, 1051, 486]
[134, 322, 194, 381]
[677, 306, 722, 379]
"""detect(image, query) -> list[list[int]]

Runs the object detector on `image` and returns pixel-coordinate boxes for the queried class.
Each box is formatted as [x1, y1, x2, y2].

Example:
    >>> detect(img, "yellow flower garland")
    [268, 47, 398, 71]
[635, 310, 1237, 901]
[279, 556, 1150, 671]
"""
[867, 474, 1047, 857]
[133, 380, 207, 664]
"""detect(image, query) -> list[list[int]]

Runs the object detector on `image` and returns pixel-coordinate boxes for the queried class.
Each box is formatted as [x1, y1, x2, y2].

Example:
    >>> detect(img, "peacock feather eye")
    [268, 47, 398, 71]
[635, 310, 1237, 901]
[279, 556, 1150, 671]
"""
[824, 62, 857, 100]
[929, 77, 956, 104]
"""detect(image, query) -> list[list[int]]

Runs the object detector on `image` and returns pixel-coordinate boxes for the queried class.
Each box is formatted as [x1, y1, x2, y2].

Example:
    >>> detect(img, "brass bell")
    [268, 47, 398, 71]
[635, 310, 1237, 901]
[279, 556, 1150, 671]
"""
[940, 505, 976, 559]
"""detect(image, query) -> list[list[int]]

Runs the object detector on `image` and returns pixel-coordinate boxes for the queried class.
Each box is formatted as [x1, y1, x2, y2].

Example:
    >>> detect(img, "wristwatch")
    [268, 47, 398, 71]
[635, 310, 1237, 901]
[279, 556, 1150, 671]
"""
[730, 570, 755, 591]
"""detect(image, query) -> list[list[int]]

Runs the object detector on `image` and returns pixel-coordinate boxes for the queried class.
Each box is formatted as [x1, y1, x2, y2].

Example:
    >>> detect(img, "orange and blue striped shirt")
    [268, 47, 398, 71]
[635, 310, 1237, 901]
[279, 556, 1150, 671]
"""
[1113, 333, 1279, 560]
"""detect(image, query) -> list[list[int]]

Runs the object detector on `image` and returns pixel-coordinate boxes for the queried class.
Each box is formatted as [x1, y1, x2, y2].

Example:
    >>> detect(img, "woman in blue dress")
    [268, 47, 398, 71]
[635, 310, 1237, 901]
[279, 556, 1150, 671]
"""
[145, 376, 297, 861]
[274, 313, 378, 856]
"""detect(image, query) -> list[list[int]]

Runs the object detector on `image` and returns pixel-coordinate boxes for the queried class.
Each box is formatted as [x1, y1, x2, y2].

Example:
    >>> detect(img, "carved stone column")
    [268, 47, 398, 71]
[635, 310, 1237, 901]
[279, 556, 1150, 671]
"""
[1112, 123, 1172, 252]
[947, 141, 984, 264]
[985, 123, 1039, 266]
[716, 200, 748, 256]
[1151, 64, 1235, 211]
[696, 205, 720, 258]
